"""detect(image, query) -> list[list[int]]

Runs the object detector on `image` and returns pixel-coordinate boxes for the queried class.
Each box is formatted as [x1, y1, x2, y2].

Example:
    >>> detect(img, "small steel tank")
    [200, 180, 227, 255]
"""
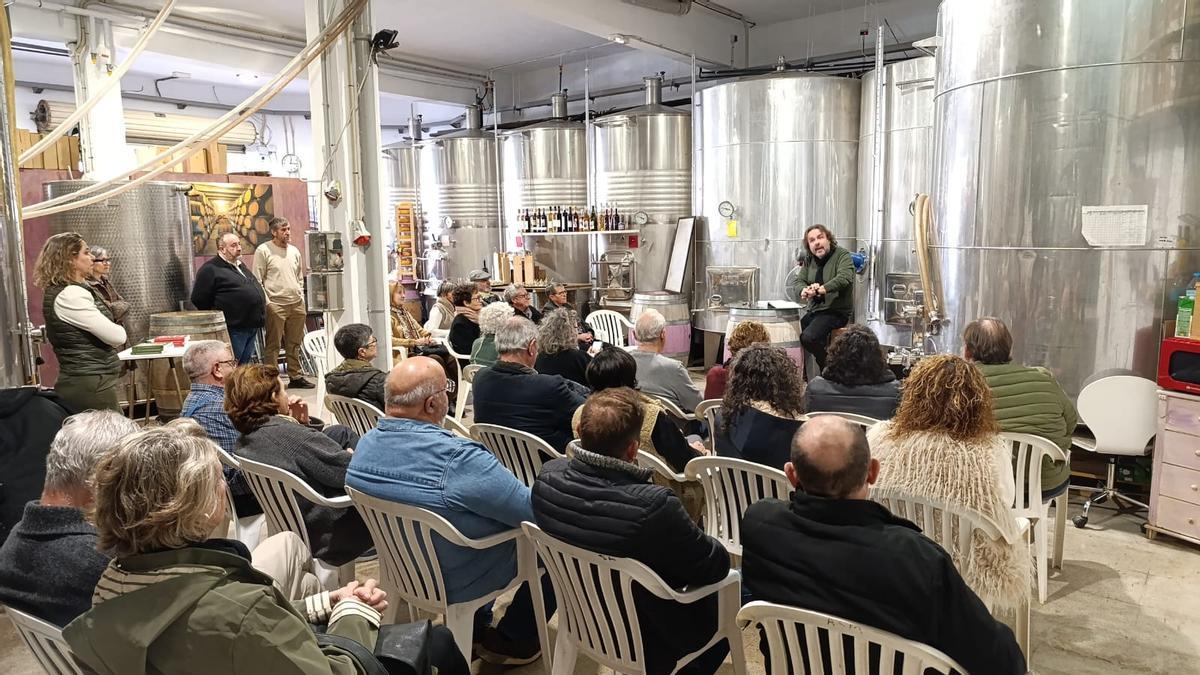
[593, 76, 692, 296]
[500, 93, 589, 283]
[419, 105, 501, 284]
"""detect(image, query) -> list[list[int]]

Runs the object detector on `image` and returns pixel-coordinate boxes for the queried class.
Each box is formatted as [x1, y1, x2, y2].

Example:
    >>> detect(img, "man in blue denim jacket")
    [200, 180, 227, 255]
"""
[347, 356, 554, 666]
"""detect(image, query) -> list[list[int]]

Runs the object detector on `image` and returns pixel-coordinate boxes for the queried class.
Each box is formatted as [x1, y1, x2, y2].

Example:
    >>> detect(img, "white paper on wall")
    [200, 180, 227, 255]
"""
[1081, 205, 1149, 247]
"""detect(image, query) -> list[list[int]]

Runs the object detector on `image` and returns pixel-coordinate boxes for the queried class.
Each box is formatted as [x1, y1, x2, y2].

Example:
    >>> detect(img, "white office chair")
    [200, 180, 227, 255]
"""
[1002, 432, 1069, 603]
[522, 522, 746, 675]
[584, 309, 634, 348]
[212, 444, 266, 551]
[237, 456, 369, 590]
[472, 423, 564, 488]
[805, 410, 880, 429]
[1071, 375, 1157, 528]
[325, 394, 384, 437]
[686, 456, 793, 556]
[871, 487, 1031, 660]
[6, 605, 87, 675]
[441, 415, 471, 438]
[348, 488, 549, 667]
[737, 602, 967, 675]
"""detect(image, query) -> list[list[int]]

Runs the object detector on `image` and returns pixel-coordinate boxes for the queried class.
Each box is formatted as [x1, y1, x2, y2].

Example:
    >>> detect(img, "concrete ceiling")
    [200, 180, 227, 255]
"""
[717, 0, 877, 25]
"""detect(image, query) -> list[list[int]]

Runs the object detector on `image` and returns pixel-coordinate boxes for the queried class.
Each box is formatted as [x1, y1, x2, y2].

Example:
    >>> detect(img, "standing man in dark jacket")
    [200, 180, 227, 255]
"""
[532, 388, 733, 675]
[794, 224, 854, 371]
[472, 316, 587, 453]
[741, 416, 1025, 675]
[191, 232, 266, 364]
[325, 323, 387, 411]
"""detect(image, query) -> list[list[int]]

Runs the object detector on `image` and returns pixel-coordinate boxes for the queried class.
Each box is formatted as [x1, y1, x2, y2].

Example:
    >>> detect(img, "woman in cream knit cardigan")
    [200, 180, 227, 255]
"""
[866, 354, 1027, 612]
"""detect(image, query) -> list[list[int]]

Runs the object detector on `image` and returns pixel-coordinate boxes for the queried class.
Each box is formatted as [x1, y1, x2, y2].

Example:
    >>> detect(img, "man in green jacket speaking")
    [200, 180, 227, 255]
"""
[794, 224, 855, 371]
[964, 317, 1077, 498]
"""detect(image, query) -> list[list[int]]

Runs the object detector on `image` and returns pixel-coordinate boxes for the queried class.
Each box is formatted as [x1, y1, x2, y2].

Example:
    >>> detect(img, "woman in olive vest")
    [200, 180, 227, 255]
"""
[33, 232, 127, 412]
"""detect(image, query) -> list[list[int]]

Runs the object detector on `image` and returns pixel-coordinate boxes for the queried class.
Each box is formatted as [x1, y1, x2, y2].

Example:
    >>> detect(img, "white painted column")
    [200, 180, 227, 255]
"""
[305, 0, 391, 378]
[69, 17, 135, 180]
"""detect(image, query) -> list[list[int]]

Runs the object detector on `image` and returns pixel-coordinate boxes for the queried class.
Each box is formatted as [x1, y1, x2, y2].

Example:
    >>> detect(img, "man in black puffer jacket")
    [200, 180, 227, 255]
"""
[531, 388, 732, 675]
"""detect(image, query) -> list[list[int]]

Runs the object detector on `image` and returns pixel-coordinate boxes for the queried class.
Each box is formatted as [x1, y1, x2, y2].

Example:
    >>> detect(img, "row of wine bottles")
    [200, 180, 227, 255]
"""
[516, 205, 631, 233]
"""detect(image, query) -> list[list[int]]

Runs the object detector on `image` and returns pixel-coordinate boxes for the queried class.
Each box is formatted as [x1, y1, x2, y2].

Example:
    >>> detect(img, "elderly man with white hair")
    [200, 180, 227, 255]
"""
[191, 231, 266, 364]
[503, 283, 542, 324]
[631, 309, 703, 412]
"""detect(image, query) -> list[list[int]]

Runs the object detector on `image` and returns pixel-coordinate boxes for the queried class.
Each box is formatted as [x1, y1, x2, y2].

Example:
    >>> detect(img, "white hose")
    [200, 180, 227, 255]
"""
[22, 0, 367, 220]
[18, 0, 175, 165]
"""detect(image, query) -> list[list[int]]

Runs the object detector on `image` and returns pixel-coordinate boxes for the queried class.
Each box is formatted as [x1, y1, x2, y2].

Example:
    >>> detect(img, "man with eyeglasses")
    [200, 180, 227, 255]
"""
[325, 324, 387, 411]
[180, 340, 260, 517]
[539, 283, 594, 346]
[191, 231, 267, 364]
[503, 283, 542, 324]
[348, 357, 557, 666]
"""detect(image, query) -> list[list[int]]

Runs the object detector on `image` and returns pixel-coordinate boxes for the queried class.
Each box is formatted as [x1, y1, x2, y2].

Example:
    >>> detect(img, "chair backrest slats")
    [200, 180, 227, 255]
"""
[585, 310, 632, 348]
[7, 606, 87, 675]
[804, 410, 881, 429]
[1001, 432, 1064, 516]
[325, 394, 383, 437]
[471, 423, 563, 488]
[687, 456, 792, 556]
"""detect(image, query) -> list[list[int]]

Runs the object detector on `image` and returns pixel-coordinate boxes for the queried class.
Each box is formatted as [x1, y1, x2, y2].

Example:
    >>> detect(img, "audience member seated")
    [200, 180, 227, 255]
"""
[533, 388, 732, 675]
[866, 354, 1025, 611]
[631, 309, 702, 413]
[0, 411, 136, 626]
[0, 386, 71, 542]
[473, 317, 587, 453]
[471, 301, 512, 367]
[504, 283, 542, 323]
[539, 283, 594, 346]
[741, 416, 1025, 675]
[448, 283, 482, 355]
[62, 425, 396, 675]
[704, 320, 768, 400]
[964, 317, 1077, 499]
[573, 346, 706, 520]
[325, 323, 387, 410]
[424, 280, 457, 339]
[804, 324, 901, 420]
[347, 356, 556, 666]
[181, 340, 262, 517]
[534, 308, 592, 387]
[713, 345, 805, 470]
[226, 364, 372, 567]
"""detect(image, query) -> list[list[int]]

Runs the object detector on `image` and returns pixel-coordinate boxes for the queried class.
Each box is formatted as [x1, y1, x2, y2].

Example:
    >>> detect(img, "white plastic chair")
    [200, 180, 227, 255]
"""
[805, 410, 880, 429]
[521, 522, 746, 675]
[636, 449, 689, 483]
[737, 602, 968, 675]
[441, 415, 471, 438]
[301, 329, 329, 378]
[325, 394, 384, 437]
[694, 398, 722, 451]
[1002, 432, 1069, 603]
[585, 309, 634, 348]
[472, 423, 565, 488]
[871, 487, 1031, 659]
[6, 605, 86, 675]
[237, 456, 366, 589]
[1070, 375, 1157, 527]
[646, 393, 697, 422]
[347, 488, 549, 667]
[444, 343, 473, 420]
[213, 444, 266, 551]
[686, 456, 793, 556]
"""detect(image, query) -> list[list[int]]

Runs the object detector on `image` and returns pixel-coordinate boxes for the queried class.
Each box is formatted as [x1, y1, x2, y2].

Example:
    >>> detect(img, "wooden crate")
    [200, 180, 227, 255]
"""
[14, 129, 80, 171]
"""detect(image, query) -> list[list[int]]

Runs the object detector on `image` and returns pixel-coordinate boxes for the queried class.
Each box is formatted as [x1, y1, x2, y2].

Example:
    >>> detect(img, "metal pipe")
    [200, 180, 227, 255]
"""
[644, 76, 663, 105]
[409, 114, 422, 141]
[693, 0, 755, 26]
[488, 81, 505, 261]
[0, 9, 35, 386]
[867, 25, 886, 323]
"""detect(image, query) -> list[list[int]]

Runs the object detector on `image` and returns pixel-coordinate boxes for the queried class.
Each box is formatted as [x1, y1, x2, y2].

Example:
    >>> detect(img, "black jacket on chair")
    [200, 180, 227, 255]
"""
[0, 387, 71, 543]
[742, 491, 1026, 675]
[471, 361, 587, 453]
[532, 450, 731, 675]
[713, 407, 803, 471]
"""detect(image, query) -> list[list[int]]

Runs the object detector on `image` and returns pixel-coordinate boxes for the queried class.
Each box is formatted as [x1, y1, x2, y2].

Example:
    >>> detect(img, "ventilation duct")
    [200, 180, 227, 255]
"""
[34, 100, 258, 147]
[620, 0, 692, 15]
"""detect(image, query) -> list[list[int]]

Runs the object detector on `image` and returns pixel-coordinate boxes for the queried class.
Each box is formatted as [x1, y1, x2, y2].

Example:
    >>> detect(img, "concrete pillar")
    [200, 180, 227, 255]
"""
[305, 0, 391, 376]
[69, 17, 135, 180]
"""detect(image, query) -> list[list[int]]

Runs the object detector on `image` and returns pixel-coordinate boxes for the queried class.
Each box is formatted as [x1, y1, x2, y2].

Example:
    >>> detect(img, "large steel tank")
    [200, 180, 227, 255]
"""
[500, 93, 589, 283]
[44, 181, 194, 349]
[419, 105, 501, 284]
[694, 71, 860, 333]
[593, 76, 691, 296]
[932, 0, 1200, 398]
[856, 57, 935, 348]
[382, 140, 419, 239]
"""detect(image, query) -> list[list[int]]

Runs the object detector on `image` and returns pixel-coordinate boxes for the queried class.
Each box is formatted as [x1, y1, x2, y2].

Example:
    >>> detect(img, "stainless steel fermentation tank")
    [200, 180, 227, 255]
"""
[593, 76, 692, 297]
[932, 0, 1200, 397]
[856, 57, 935, 348]
[693, 72, 861, 333]
[501, 93, 589, 283]
[382, 138, 419, 259]
[420, 105, 501, 284]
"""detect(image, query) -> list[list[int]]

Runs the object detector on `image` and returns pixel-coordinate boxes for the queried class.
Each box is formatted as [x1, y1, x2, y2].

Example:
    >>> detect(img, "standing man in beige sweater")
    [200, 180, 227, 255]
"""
[254, 217, 314, 388]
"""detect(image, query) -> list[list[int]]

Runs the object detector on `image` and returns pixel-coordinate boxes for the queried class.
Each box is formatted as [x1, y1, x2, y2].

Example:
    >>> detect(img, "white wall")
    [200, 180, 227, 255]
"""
[751, 0, 940, 66]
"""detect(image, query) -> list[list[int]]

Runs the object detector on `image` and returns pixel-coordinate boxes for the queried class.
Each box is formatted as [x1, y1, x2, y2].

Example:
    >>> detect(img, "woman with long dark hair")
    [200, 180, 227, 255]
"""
[714, 344, 805, 469]
[805, 324, 901, 419]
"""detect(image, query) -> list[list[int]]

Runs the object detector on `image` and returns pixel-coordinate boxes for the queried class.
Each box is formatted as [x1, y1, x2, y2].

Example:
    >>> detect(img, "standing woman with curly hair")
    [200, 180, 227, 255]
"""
[867, 354, 1025, 612]
[805, 324, 901, 419]
[534, 308, 592, 387]
[714, 344, 806, 469]
[34, 232, 127, 412]
[704, 320, 769, 399]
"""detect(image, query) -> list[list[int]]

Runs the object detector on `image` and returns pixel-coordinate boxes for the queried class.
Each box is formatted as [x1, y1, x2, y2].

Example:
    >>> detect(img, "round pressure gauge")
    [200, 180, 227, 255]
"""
[717, 201, 735, 218]
[633, 210, 650, 226]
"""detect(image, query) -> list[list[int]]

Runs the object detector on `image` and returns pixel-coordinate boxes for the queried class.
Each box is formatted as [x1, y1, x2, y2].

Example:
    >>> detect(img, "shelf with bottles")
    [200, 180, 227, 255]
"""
[521, 229, 639, 237]
[514, 202, 640, 234]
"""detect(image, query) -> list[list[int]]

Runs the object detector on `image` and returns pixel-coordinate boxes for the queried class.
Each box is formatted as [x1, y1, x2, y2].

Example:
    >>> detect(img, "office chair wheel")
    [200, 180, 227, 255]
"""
[1073, 514, 1088, 529]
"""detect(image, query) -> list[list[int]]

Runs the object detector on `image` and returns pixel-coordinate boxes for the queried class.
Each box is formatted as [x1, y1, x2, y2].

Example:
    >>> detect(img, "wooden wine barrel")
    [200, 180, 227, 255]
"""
[149, 311, 231, 418]
[629, 291, 691, 364]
